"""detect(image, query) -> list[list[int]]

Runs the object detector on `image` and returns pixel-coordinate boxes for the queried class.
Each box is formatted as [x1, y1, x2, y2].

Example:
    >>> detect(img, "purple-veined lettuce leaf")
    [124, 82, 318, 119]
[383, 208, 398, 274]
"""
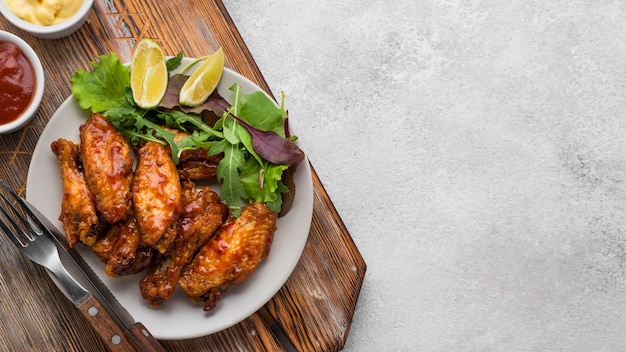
[160, 74, 229, 117]
[227, 112, 304, 166]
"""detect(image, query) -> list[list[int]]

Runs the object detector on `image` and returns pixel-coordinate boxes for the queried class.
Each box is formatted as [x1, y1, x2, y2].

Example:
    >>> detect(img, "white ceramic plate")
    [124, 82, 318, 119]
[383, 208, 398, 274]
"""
[25, 59, 313, 340]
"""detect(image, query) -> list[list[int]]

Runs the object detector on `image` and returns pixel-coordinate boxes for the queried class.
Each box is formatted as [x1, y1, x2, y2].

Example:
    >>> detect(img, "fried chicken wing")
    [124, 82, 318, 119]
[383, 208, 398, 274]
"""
[132, 141, 183, 253]
[140, 181, 228, 306]
[92, 223, 120, 264]
[178, 202, 277, 311]
[51, 138, 107, 247]
[177, 149, 222, 180]
[80, 114, 133, 224]
[159, 126, 222, 180]
[105, 215, 154, 277]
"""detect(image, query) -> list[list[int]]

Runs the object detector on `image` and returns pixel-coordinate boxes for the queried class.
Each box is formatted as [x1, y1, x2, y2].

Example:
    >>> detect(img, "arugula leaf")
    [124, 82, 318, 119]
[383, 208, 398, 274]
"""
[177, 130, 219, 152]
[71, 53, 129, 112]
[222, 84, 242, 145]
[210, 139, 246, 216]
[158, 110, 222, 137]
[237, 122, 262, 165]
[222, 116, 240, 145]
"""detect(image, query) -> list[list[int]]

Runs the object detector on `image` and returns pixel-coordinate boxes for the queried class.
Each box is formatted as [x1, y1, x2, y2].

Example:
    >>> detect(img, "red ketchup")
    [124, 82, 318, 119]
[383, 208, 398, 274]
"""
[0, 41, 36, 126]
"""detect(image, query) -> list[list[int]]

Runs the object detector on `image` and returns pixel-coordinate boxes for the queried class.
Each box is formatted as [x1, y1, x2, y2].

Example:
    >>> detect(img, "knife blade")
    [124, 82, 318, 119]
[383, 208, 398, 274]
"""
[22, 197, 166, 352]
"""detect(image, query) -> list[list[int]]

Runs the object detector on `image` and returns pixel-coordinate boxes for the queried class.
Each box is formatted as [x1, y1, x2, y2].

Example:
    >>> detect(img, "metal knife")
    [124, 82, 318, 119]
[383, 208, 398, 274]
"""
[22, 198, 166, 352]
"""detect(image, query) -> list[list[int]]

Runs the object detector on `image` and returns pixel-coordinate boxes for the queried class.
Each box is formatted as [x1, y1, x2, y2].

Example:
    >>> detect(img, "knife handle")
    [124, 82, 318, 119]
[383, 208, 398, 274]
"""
[125, 322, 167, 352]
[77, 294, 138, 351]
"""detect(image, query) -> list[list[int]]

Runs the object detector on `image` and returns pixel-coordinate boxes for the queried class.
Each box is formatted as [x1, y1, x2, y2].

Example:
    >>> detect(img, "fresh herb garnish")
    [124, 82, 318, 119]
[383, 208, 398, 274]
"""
[71, 52, 304, 215]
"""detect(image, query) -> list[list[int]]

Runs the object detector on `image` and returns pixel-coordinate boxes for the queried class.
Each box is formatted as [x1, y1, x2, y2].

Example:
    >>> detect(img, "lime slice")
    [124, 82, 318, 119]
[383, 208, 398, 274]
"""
[179, 47, 225, 107]
[130, 38, 168, 109]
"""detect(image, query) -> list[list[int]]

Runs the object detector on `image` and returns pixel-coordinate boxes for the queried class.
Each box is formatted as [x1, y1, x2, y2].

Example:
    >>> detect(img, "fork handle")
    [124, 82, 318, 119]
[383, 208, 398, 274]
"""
[77, 294, 166, 351]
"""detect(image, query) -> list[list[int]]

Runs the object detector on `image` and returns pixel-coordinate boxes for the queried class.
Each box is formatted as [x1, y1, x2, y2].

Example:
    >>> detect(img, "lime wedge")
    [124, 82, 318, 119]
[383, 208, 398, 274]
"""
[179, 47, 225, 107]
[130, 38, 168, 109]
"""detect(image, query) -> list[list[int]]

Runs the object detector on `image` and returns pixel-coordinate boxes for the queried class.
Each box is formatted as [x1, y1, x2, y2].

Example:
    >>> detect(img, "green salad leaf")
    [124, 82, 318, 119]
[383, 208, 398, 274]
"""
[71, 53, 130, 113]
[238, 91, 285, 135]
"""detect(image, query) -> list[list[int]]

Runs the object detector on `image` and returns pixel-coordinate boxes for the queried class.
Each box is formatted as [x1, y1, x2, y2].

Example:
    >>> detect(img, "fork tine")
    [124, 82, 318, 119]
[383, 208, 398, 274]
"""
[0, 191, 36, 243]
[0, 189, 37, 239]
[0, 180, 43, 234]
[0, 207, 27, 248]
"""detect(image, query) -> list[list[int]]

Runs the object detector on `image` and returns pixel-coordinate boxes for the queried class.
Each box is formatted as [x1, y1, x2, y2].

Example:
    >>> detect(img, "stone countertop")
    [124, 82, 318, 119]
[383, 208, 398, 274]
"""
[223, 1, 626, 351]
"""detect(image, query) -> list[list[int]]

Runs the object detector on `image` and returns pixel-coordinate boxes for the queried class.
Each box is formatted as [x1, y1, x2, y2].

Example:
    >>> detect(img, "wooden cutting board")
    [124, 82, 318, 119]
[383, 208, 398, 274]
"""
[0, 0, 366, 351]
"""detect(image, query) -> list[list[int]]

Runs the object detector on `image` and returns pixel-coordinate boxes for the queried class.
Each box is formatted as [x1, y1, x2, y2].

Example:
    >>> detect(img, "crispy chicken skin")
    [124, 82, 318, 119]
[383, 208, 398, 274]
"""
[80, 114, 133, 224]
[177, 148, 222, 180]
[178, 202, 277, 311]
[93, 223, 120, 264]
[160, 126, 222, 180]
[51, 138, 106, 247]
[140, 181, 228, 306]
[132, 141, 183, 253]
[105, 215, 154, 277]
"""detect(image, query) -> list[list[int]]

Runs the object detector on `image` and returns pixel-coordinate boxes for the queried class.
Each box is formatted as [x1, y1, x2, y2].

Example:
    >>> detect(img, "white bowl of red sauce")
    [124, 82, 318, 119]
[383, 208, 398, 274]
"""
[0, 31, 44, 134]
[0, 0, 93, 39]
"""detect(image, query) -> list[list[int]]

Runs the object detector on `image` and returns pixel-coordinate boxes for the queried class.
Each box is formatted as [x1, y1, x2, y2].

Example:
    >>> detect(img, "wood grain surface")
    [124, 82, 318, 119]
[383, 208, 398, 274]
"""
[0, 0, 366, 350]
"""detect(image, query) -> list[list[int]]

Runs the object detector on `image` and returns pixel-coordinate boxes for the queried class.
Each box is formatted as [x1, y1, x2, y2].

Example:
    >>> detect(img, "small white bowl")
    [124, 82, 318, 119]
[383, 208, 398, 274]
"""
[0, 0, 94, 39]
[0, 30, 44, 134]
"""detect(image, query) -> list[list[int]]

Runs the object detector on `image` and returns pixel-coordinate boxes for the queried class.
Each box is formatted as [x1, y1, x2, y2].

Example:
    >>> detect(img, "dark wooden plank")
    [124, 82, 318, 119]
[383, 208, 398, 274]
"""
[266, 167, 367, 352]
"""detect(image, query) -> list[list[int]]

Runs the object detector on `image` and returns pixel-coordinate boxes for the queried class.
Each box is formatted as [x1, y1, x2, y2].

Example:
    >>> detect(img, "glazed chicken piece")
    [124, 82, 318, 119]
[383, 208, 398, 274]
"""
[140, 181, 228, 306]
[177, 149, 222, 180]
[51, 138, 107, 247]
[80, 114, 133, 224]
[92, 223, 120, 264]
[159, 126, 222, 180]
[105, 215, 154, 277]
[178, 202, 277, 311]
[132, 141, 183, 253]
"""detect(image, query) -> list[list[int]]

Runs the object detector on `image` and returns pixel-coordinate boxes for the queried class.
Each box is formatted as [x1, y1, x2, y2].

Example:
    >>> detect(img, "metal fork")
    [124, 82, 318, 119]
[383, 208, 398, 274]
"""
[0, 180, 142, 351]
[0, 186, 89, 299]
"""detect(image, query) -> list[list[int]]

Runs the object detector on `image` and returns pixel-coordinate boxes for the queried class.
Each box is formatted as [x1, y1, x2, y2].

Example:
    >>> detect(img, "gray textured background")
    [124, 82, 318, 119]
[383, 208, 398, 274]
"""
[223, 1, 626, 351]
